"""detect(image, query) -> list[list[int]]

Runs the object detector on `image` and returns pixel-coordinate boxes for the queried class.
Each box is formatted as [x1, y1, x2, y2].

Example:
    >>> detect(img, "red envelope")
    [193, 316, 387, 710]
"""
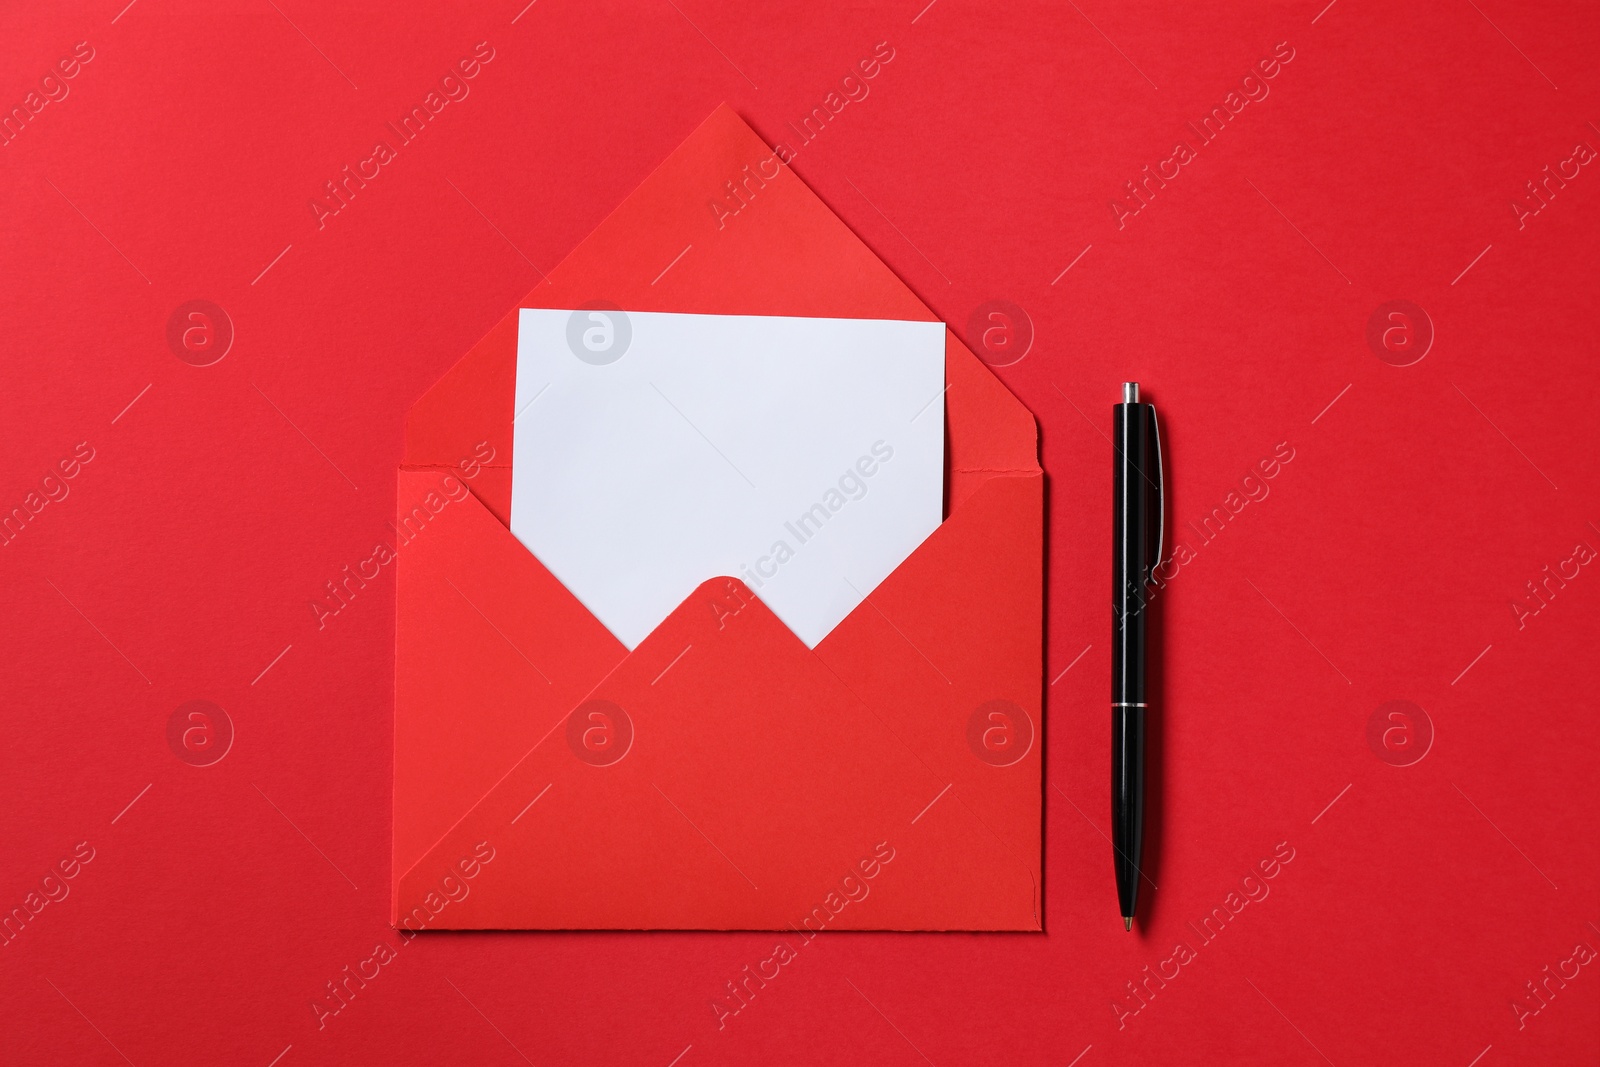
[393, 106, 1042, 930]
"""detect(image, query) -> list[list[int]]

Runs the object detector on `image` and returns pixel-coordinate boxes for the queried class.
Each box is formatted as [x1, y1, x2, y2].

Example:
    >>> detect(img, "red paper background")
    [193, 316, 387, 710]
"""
[2, 1, 1597, 1064]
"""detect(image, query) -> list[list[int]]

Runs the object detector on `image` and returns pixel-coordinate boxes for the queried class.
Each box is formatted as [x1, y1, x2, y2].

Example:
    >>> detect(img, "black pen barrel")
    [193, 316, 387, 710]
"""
[1112, 390, 1157, 926]
[1112, 399, 1154, 704]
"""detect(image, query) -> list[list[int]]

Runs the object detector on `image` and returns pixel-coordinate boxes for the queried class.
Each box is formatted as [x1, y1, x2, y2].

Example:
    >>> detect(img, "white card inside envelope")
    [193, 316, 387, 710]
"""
[511, 309, 946, 650]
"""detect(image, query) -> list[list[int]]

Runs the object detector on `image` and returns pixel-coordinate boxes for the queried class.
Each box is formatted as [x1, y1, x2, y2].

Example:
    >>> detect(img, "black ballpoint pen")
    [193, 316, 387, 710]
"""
[1112, 381, 1162, 931]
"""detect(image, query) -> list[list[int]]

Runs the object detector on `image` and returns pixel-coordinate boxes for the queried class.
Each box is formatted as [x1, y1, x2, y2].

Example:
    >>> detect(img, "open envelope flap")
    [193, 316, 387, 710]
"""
[402, 104, 1038, 525]
[394, 475, 1040, 930]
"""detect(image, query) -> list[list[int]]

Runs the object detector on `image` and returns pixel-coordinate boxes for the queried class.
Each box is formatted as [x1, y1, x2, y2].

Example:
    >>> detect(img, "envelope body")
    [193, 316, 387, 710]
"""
[394, 106, 1043, 931]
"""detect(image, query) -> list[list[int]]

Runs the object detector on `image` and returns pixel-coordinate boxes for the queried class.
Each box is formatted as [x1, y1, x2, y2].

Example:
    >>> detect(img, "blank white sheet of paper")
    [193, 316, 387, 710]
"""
[510, 308, 946, 650]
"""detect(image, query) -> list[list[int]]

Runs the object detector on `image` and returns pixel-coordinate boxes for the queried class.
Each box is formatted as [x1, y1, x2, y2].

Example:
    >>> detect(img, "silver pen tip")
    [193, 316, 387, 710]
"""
[1123, 382, 1139, 404]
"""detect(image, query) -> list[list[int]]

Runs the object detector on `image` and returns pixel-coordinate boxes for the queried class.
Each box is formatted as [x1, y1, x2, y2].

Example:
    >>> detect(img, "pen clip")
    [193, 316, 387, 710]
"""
[1149, 404, 1165, 577]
